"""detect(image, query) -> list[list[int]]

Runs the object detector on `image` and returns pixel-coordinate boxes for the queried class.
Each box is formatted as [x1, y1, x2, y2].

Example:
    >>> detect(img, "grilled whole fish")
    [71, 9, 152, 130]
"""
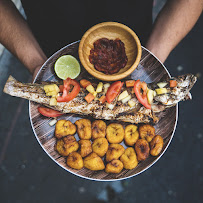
[3, 74, 197, 124]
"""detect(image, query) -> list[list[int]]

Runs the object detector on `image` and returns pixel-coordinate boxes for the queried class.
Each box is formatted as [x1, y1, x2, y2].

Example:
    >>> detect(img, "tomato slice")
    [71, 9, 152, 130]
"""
[59, 85, 64, 93]
[38, 107, 64, 117]
[106, 81, 124, 103]
[134, 80, 151, 109]
[57, 78, 80, 102]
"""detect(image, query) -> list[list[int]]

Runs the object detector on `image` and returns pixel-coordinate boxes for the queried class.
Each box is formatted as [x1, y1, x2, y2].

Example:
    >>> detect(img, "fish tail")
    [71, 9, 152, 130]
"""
[3, 75, 19, 96]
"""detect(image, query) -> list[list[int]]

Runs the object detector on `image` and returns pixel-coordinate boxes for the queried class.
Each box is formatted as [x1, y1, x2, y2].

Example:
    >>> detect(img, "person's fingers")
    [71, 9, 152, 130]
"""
[32, 66, 41, 82]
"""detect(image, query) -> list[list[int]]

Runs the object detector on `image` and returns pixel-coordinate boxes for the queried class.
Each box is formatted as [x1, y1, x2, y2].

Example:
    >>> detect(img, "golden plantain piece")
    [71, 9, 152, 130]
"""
[120, 147, 138, 169]
[55, 120, 76, 139]
[67, 152, 83, 170]
[106, 123, 125, 144]
[106, 144, 125, 162]
[135, 139, 150, 161]
[124, 124, 139, 146]
[92, 138, 108, 157]
[92, 120, 106, 139]
[150, 135, 164, 156]
[83, 152, 105, 171]
[138, 124, 155, 142]
[78, 140, 92, 158]
[75, 119, 91, 140]
[105, 160, 123, 174]
[55, 136, 79, 156]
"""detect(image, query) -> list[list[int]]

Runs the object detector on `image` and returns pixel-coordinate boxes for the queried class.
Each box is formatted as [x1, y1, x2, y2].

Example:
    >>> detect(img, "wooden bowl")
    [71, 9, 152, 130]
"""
[78, 22, 142, 81]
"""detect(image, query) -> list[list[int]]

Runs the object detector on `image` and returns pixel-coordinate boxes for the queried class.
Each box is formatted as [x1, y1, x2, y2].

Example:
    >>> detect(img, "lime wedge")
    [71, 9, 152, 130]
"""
[54, 55, 81, 80]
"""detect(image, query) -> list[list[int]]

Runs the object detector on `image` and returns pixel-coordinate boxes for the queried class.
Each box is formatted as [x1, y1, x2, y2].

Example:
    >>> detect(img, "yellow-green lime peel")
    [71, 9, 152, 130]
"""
[54, 55, 81, 80]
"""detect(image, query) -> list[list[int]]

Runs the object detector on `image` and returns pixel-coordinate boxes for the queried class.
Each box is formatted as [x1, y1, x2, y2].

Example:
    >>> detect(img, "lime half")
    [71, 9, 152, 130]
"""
[54, 55, 81, 80]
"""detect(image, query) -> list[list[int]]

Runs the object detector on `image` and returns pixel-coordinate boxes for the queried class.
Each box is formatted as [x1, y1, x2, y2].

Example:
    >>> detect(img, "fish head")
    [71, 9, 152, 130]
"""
[154, 74, 197, 106]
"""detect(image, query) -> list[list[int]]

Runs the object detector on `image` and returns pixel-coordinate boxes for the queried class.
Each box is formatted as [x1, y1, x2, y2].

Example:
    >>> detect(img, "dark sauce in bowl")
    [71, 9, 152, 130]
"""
[89, 38, 128, 74]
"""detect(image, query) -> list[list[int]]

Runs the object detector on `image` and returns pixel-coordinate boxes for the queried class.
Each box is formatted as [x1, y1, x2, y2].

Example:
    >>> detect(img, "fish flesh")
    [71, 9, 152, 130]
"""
[3, 74, 197, 124]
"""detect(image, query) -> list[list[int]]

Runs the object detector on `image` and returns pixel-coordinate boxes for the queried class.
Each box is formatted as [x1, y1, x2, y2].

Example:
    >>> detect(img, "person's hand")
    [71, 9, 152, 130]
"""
[32, 65, 43, 82]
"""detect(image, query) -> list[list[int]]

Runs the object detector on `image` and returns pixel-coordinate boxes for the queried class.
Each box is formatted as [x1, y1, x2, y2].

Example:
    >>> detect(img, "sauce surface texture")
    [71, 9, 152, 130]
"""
[89, 38, 128, 74]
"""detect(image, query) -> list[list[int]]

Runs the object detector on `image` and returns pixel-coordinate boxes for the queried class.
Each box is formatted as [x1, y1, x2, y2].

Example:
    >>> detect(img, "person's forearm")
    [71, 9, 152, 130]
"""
[0, 0, 47, 75]
[146, 0, 203, 63]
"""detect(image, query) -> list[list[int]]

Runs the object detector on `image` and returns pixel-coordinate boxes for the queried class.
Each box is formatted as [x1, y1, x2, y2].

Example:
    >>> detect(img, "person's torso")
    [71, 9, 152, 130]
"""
[21, 0, 153, 56]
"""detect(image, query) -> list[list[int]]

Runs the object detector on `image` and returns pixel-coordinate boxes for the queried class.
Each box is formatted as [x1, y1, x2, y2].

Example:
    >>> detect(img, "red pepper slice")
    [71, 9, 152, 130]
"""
[57, 78, 80, 102]
[85, 93, 95, 103]
[80, 79, 91, 88]
[38, 107, 64, 117]
[134, 80, 151, 109]
[106, 81, 124, 103]
[126, 80, 135, 87]
[170, 80, 177, 88]
[99, 95, 106, 104]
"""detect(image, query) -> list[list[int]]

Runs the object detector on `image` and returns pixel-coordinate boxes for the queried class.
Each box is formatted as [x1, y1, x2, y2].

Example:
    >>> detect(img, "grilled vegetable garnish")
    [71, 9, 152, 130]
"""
[44, 84, 60, 96]
[38, 107, 64, 118]
[4, 74, 196, 124]
[55, 120, 76, 139]
[134, 80, 151, 109]
[120, 147, 138, 170]
[92, 138, 108, 157]
[67, 152, 83, 170]
[84, 152, 105, 171]
[106, 123, 124, 144]
[55, 136, 79, 156]
[106, 144, 125, 162]
[75, 119, 91, 140]
[150, 135, 164, 156]
[78, 140, 92, 158]
[106, 81, 123, 103]
[92, 120, 106, 140]
[80, 79, 91, 88]
[138, 124, 155, 143]
[154, 74, 197, 106]
[105, 160, 124, 174]
[135, 139, 150, 161]
[57, 78, 80, 102]
[124, 124, 139, 146]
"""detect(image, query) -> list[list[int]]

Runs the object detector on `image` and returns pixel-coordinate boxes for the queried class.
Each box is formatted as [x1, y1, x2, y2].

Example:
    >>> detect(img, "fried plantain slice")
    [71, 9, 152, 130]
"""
[124, 124, 139, 146]
[106, 123, 124, 144]
[67, 152, 83, 170]
[78, 140, 92, 158]
[55, 120, 76, 139]
[120, 147, 138, 169]
[92, 120, 106, 140]
[138, 124, 155, 142]
[135, 139, 150, 161]
[105, 160, 123, 174]
[150, 135, 164, 156]
[106, 144, 125, 162]
[92, 138, 108, 157]
[75, 119, 91, 139]
[55, 136, 79, 156]
[84, 152, 105, 171]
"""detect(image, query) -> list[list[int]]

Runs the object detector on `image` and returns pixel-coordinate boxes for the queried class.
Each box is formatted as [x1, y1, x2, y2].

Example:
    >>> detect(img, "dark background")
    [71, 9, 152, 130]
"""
[0, 1, 202, 202]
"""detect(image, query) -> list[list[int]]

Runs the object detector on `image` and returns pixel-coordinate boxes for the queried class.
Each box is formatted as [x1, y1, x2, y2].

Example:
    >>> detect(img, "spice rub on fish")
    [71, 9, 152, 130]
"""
[3, 74, 196, 124]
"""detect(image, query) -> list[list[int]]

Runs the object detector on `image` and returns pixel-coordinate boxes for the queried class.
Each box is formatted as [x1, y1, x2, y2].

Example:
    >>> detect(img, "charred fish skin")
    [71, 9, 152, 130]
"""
[3, 74, 196, 124]
[3, 76, 155, 124]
